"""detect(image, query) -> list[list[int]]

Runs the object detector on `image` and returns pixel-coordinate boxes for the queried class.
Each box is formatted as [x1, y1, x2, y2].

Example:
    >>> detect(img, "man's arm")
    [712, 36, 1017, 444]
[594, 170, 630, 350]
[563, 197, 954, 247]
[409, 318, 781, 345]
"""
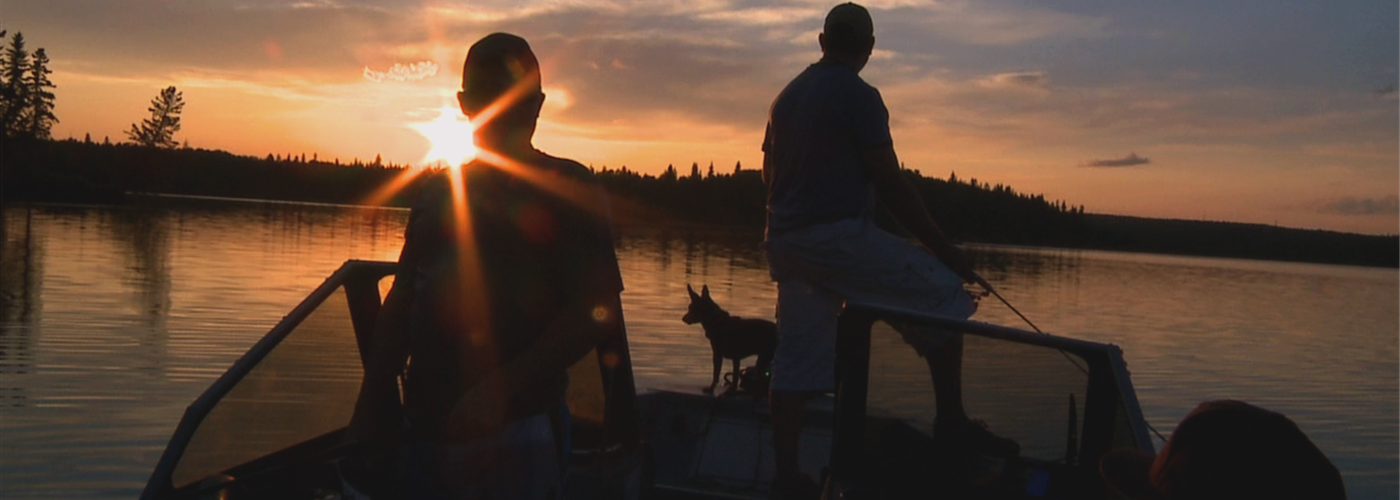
[762, 150, 773, 186]
[345, 193, 436, 443]
[861, 145, 976, 281]
[345, 260, 415, 442]
[761, 123, 774, 186]
[448, 291, 620, 441]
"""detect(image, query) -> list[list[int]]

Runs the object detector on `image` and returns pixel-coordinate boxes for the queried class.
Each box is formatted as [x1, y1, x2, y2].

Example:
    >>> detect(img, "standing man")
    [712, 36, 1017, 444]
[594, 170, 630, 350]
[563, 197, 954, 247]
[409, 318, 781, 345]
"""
[762, 3, 1017, 497]
[349, 32, 625, 499]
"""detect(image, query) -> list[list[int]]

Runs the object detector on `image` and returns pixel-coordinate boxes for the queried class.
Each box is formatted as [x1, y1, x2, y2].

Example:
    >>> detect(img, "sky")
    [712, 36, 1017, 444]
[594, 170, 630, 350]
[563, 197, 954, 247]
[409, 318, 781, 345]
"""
[6, 0, 1398, 235]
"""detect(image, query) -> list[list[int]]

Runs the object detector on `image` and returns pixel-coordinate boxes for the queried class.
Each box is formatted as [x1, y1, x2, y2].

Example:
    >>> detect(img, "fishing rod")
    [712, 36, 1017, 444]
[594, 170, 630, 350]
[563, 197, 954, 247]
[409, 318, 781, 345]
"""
[967, 271, 1088, 377]
[971, 274, 1043, 335]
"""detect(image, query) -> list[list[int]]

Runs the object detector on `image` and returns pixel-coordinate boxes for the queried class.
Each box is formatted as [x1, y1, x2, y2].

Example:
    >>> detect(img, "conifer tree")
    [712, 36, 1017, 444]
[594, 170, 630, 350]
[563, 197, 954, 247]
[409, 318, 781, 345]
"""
[1, 31, 30, 137]
[0, 28, 7, 131]
[126, 86, 184, 148]
[23, 47, 56, 139]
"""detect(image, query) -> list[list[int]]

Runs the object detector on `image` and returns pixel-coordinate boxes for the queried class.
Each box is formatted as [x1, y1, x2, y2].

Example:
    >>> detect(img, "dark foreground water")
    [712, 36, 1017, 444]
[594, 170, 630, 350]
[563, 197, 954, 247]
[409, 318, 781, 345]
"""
[2, 200, 1396, 499]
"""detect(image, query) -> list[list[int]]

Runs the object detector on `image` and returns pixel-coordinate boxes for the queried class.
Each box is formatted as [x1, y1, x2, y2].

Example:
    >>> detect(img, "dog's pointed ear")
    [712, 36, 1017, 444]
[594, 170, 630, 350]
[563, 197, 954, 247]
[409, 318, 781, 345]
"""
[688, 284, 699, 300]
[701, 285, 710, 298]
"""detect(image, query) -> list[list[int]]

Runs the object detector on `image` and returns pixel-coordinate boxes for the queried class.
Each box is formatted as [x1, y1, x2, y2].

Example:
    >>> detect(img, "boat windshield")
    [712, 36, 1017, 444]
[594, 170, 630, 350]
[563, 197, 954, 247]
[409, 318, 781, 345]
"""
[828, 304, 1152, 499]
[143, 261, 634, 499]
[867, 319, 1091, 461]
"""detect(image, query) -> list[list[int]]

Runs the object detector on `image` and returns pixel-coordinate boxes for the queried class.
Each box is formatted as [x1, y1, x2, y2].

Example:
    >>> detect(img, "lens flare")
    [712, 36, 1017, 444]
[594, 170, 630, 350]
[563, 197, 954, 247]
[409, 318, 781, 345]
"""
[413, 106, 476, 168]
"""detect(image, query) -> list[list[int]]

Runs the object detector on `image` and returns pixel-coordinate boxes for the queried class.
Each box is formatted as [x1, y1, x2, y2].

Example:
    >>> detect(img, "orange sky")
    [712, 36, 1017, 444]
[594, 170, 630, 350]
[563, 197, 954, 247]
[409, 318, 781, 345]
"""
[8, 0, 1398, 235]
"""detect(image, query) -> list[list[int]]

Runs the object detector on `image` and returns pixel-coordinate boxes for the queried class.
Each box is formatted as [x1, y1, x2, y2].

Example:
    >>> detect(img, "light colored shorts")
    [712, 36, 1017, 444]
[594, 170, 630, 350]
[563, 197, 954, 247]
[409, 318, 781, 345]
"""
[765, 217, 976, 392]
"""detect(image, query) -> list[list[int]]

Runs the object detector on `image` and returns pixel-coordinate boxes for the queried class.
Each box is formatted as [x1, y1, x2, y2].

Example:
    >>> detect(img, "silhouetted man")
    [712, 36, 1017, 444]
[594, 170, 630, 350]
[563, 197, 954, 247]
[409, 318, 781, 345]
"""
[350, 32, 624, 499]
[762, 4, 1016, 497]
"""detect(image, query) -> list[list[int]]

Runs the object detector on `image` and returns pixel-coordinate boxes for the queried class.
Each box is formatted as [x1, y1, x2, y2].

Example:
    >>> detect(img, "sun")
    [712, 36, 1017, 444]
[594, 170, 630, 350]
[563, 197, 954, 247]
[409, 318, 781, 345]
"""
[412, 105, 476, 168]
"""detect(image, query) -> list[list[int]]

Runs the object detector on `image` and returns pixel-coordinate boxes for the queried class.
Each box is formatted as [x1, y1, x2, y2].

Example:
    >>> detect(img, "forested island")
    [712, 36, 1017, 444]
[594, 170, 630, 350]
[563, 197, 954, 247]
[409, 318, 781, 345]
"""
[3, 137, 1395, 268]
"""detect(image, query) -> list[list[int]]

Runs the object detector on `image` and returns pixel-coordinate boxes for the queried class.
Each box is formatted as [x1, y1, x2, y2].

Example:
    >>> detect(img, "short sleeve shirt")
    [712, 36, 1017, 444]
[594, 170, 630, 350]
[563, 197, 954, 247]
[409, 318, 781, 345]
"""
[763, 60, 893, 237]
[399, 154, 624, 433]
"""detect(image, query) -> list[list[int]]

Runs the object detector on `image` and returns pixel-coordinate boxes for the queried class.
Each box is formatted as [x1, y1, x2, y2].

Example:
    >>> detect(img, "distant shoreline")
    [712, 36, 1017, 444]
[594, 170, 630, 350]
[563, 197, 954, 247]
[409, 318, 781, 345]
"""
[3, 137, 1395, 268]
[128, 192, 412, 211]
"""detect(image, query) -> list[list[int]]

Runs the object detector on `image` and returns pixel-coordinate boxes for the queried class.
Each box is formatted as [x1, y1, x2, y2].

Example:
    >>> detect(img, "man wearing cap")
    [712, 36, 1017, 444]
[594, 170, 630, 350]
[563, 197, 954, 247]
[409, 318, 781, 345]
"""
[1100, 400, 1346, 500]
[349, 32, 624, 499]
[762, 3, 1016, 496]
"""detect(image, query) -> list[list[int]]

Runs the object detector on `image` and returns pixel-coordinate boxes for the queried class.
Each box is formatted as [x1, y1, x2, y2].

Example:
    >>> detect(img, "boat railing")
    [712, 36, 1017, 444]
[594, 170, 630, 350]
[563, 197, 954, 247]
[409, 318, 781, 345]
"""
[826, 301, 1154, 499]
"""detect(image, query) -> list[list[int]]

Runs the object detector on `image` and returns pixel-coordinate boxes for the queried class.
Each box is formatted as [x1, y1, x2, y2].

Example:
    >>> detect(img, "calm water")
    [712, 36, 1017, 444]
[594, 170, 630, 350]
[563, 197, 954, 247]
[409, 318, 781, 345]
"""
[1, 200, 1396, 499]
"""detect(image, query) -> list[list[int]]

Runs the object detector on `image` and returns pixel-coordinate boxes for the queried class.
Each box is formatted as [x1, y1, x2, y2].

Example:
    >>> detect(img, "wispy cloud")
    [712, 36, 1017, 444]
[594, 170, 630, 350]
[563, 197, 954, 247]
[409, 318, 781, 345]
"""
[911, 0, 1111, 46]
[1318, 195, 1399, 216]
[1378, 84, 1398, 100]
[363, 61, 439, 83]
[694, 6, 820, 26]
[976, 71, 1048, 91]
[1082, 152, 1151, 167]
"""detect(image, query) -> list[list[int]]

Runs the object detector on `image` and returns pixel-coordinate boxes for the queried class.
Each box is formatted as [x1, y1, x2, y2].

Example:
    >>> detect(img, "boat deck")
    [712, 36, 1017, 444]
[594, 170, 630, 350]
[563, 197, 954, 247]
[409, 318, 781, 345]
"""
[639, 388, 833, 499]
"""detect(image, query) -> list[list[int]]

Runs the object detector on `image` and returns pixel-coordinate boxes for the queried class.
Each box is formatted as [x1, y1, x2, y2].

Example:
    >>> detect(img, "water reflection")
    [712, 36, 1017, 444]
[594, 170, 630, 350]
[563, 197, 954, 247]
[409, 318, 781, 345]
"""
[112, 207, 173, 379]
[0, 202, 1394, 499]
[1, 206, 42, 406]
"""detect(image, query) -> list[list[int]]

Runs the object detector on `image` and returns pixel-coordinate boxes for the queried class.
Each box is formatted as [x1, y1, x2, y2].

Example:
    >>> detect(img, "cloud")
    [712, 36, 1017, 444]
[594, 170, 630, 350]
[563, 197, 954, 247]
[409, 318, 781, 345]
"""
[1318, 195, 1400, 216]
[363, 61, 439, 83]
[976, 71, 1048, 90]
[694, 6, 821, 26]
[898, 0, 1111, 46]
[1082, 152, 1151, 167]
[1378, 84, 1398, 100]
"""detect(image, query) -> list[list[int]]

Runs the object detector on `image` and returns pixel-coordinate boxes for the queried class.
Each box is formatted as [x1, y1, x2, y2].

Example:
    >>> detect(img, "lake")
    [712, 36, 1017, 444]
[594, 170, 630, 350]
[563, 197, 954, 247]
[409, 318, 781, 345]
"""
[1, 200, 1395, 499]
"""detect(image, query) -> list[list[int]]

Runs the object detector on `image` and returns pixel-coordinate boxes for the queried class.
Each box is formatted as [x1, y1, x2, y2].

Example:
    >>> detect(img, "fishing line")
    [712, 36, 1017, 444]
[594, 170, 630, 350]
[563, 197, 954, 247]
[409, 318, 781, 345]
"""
[970, 274, 1089, 376]
[973, 274, 1169, 445]
[973, 276, 1045, 335]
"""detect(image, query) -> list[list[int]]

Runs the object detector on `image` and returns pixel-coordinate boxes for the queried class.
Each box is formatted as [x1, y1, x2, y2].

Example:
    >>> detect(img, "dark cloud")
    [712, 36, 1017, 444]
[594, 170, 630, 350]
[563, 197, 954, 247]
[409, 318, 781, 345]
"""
[1319, 195, 1399, 216]
[999, 72, 1047, 87]
[1378, 84, 1398, 99]
[1082, 152, 1150, 167]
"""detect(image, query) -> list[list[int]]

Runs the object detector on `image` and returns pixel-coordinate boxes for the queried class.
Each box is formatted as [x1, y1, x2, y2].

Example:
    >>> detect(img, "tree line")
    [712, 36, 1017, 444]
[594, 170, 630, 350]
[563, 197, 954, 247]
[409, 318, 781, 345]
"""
[3, 138, 1394, 267]
[593, 161, 1086, 247]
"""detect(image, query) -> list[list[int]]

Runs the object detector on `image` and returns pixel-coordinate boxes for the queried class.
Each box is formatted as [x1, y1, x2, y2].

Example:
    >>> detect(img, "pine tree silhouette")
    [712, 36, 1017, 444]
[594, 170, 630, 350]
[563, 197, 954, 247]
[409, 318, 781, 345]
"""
[23, 47, 57, 139]
[126, 86, 184, 148]
[1, 31, 29, 137]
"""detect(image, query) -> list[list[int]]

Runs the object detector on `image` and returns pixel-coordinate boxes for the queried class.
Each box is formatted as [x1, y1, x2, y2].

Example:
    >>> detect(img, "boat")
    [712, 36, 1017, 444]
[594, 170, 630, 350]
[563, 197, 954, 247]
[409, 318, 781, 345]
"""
[140, 260, 1155, 499]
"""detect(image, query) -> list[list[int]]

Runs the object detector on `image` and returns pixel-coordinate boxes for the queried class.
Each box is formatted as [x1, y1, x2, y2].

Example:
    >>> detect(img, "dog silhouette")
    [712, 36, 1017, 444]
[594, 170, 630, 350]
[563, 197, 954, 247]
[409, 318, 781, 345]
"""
[683, 284, 777, 395]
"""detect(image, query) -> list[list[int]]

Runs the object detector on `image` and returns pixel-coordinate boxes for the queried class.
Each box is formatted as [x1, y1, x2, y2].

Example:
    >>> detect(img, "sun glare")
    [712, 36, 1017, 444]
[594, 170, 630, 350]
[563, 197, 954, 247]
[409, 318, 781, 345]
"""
[412, 106, 476, 167]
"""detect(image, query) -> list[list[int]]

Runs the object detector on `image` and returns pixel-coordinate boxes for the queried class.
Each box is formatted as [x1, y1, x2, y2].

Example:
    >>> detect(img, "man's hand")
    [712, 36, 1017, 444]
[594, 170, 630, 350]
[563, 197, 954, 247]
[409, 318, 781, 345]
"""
[446, 383, 508, 442]
[934, 244, 978, 284]
[862, 146, 977, 282]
